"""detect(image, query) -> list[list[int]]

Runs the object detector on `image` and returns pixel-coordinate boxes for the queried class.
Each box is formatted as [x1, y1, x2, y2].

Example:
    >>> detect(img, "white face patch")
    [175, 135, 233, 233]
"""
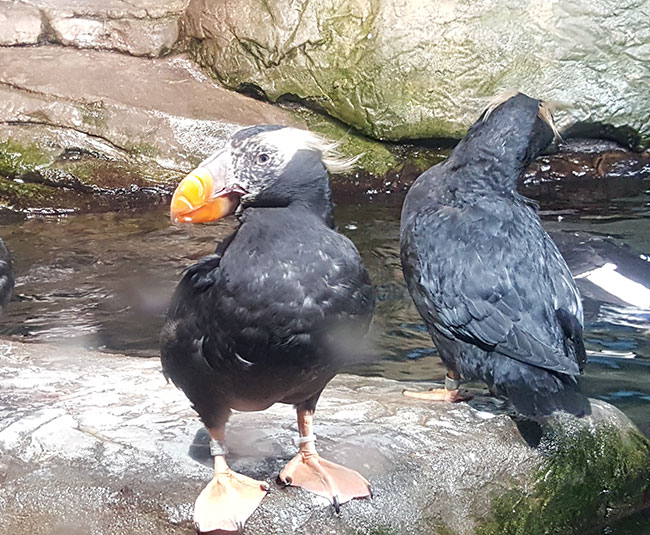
[254, 127, 358, 174]
[255, 128, 315, 167]
[214, 125, 360, 205]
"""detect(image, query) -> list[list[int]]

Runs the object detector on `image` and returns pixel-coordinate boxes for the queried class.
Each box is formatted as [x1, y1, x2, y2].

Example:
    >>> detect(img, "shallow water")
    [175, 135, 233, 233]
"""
[0, 187, 649, 425]
[0, 177, 649, 531]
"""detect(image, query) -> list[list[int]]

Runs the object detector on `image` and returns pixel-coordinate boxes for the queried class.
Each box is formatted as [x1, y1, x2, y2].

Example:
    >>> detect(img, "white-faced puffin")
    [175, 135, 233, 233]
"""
[0, 238, 13, 313]
[400, 92, 590, 418]
[161, 125, 374, 533]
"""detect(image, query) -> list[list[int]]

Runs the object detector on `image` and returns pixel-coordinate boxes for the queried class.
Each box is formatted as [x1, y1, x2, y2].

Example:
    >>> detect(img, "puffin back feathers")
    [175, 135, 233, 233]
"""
[400, 92, 589, 419]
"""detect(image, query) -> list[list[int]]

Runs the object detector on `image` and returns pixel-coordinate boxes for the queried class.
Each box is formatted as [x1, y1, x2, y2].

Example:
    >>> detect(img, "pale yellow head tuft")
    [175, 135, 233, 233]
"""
[257, 127, 361, 174]
[480, 91, 562, 141]
[298, 130, 361, 174]
[537, 101, 562, 141]
[480, 90, 520, 121]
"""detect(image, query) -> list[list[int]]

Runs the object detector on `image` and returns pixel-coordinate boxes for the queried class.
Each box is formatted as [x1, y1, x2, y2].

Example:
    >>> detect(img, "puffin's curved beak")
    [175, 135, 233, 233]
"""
[170, 151, 241, 224]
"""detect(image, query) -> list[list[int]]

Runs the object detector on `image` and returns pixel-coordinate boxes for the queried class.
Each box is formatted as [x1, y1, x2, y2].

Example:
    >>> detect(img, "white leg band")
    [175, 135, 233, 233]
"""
[209, 439, 229, 457]
[445, 374, 461, 391]
[295, 433, 316, 446]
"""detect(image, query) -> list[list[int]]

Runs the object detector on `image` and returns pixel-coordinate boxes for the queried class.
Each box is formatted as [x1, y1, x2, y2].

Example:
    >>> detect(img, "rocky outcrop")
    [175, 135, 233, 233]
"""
[1, 43, 647, 214]
[0, 46, 302, 212]
[0, 0, 189, 56]
[1, 1, 649, 213]
[1, 340, 649, 535]
[182, 0, 650, 144]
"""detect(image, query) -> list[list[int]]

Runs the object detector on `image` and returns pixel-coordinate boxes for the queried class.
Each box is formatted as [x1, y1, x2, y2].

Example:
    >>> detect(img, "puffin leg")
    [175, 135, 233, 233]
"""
[193, 426, 269, 534]
[278, 408, 371, 511]
[402, 370, 472, 403]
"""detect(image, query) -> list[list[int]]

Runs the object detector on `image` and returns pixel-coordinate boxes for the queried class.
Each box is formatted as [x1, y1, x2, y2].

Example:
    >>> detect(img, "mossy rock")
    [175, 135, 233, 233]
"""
[0, 114, 446, 211]
[290, 106, 448, 181]
[182, 0, 650, 145]
[0, 345, 648, 535]
[0, 139, 54, 177]
[477, 424, 650, 535]
[0, 136, 181, 214]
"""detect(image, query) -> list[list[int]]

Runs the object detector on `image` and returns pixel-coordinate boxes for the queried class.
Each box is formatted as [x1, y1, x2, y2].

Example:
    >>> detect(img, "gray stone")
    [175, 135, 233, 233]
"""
[1, 340, 648, 535]
[182, 0, 650, 144]
[0, 46, 300, 170]
[1, 0, 189, 57]
[0, 45, 303, 211]
[0, 2, 42, 45]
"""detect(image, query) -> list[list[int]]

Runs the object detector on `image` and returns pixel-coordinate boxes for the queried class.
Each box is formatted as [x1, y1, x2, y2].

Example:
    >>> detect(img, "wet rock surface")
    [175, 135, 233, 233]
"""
[1, 340, 648, 535]
[519, 139, 650, 215]
[335, 139, 650, 207]
[524, 139, 650, 184]
[182, 0, 650, 143]
[0, 45, 302, 213]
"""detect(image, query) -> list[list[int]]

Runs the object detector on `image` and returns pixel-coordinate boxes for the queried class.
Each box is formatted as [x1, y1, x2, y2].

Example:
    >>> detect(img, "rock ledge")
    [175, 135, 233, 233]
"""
[0, 340, 648, 535]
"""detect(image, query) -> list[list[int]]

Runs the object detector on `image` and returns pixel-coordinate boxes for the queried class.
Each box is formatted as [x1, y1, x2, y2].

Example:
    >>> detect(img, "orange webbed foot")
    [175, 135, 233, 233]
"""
[402, 387, 472, 403]
[193, 469, 269, 534]
[278, 450, 371, 511]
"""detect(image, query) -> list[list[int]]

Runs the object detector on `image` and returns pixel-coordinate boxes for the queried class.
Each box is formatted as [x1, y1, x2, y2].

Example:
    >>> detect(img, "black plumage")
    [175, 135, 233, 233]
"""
[400, 93, 590, 419]
[161, 125, 374, 532]
[162, 204, 374, 425]
[0, 238, 14, 313]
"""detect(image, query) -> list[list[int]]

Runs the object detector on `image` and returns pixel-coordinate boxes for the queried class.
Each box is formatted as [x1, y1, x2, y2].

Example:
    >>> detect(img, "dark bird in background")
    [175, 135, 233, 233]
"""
[161, 126, 374, 532]
[0, 238, 14, 314]
[552, 231, 650, 315]
[400, 92, 590, 419]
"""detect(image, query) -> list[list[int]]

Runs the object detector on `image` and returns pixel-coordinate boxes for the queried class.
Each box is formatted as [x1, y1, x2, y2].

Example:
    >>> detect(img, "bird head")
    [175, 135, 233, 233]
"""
[479, 92, 559, 166]
[170, 125, 356, 224]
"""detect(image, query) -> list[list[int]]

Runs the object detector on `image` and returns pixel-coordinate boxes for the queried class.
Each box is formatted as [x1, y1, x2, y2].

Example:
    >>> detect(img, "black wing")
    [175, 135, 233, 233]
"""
[160, 231, 238, 382]
[542, 233, 587, 370]
[402, 199, 583, 376]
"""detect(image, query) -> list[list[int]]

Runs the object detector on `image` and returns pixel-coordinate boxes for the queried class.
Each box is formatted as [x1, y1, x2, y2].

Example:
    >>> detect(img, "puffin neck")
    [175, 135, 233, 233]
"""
[271, 149, 335, 227]
[447, 95, 552, 192]
[449, 122, 532, 191]
[291, 180, 335, 228]
[240, 159, 335, 227]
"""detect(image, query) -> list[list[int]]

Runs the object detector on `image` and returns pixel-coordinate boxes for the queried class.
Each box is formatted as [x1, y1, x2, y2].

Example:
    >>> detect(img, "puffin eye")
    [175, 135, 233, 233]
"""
[257, 153, 270, 165]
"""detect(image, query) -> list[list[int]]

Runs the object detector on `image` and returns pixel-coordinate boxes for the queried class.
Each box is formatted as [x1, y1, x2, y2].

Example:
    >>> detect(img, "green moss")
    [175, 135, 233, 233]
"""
[57, 159, 178, 190]
[0, 176, 58, 207]
[80, 103, 107, 130]
[289, 106, 448, 181]
[0, 140, 51, 177]
[348, 526, 399, 535]
[124, 142, 161, 159]
[477, 427, 650, 535]
[425, 520, 459, 535]
[0, 143, 181, 212]
[290, 106, 398, 176]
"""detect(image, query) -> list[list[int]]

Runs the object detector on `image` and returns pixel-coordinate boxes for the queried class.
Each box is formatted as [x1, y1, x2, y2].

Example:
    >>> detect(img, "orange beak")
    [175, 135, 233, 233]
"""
[170, 156, 241, 224]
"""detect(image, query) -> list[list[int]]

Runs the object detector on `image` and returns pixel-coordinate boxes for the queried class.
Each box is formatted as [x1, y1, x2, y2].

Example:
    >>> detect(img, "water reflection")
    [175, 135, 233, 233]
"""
[0, 178, 648, 442]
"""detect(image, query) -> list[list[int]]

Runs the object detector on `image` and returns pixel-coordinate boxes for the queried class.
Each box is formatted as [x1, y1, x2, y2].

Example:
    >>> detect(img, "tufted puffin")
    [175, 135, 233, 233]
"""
[400, 92, 590, 419]
[161, 126, 374, 533]
[0, 238, 13, 313]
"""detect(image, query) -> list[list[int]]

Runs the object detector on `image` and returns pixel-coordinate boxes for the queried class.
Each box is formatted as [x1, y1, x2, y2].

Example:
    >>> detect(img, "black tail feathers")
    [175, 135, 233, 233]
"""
[493, 358, 591, 420]
[555, 307, 588, 372]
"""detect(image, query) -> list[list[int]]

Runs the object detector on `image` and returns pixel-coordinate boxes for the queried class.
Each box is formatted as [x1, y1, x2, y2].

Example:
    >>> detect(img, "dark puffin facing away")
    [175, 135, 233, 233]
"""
[400, 92, 590, 419]
[161, 126, 374, 533]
